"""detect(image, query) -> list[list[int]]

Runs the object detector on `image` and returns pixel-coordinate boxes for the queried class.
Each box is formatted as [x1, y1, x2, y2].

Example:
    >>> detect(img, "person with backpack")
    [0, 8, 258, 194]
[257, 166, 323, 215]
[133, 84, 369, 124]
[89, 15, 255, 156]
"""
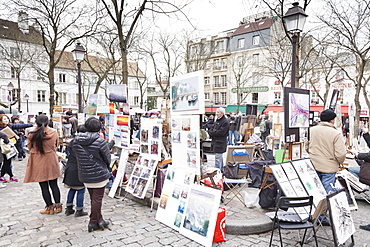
[260, 115, 272, 149]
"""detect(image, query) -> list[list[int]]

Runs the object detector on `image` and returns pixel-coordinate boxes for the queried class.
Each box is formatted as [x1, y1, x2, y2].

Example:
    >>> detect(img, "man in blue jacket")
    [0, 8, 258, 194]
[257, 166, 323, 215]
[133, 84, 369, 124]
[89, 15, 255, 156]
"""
[208, 108, 229, 172]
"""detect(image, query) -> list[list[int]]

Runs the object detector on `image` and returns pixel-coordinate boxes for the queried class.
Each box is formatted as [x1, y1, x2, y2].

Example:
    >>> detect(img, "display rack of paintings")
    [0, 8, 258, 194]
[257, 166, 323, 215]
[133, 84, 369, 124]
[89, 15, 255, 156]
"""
[156, 166, 221, 247]
[125, 154, 159, 199]
[171, 115, 201, 175]
[108, 150, 129, 198]
[139, 118, 163, 159]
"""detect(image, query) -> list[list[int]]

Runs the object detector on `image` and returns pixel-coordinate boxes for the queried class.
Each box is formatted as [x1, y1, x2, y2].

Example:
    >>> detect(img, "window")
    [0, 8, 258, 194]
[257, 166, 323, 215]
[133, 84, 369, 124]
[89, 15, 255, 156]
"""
[59, 73, 66, 83]
[221, 58, 227, 69]
[91, 77, 98, 84]
[252, 93, 258, 103]
[191, 46, 198, 56]
[213, 59, 220, 70]
[204, 77, 210, 85]
[132, 81, 139, 89]
[134, 96, 139, 105]
[252, 35, 260, 45]
[274, 92, 281, 99]
[204, 93, 209, 100]
[9, 47, 19, 59]
[213, 76, 220, 87]
[238, 38, 245, 49]
[221, 75, 227, 87]
[37, 90, 46, 102]
[311, 91, 317, 98]
[238, 56, 244, 67]
[221, 92, 227, 105]
[253, 54, 259, 66]
[59, 92, 67, 104]
[205, 60, 211, 69]
[213, 93, 220, 104]
[216, 40, 224, 53]
[36, 71, 44, 81]
[11, 66, 19, 78]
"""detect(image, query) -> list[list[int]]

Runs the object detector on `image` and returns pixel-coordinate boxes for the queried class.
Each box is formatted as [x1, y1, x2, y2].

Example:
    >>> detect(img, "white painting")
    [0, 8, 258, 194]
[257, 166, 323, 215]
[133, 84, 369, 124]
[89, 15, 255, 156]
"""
[288, 93, 309, 128]
[328, 191, 356, 245]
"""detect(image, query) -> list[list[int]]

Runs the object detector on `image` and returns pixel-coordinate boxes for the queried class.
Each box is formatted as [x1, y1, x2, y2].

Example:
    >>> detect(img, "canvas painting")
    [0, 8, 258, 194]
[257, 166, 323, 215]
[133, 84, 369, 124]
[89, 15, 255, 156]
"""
[179, 184, 222, 247]
[335, 176, 358, 211]
[108, 151, 129, 198]
[288, 93, 309, 128]
[170, 71, 204, 114]
[328, 191, 356, 245]
[281, 162, 299, 180]
[269, 164, 289, 183]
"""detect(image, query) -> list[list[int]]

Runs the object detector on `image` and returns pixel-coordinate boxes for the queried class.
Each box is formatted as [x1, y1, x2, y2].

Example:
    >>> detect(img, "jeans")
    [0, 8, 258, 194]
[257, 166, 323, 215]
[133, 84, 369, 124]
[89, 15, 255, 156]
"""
[66, 187, 86, 210]
[1, 155, 13, 178]
[228, 130, 239, 145]
[316, 171, 336, 194]
[215, 153, 224, 172]
[87, 187, 105, 225]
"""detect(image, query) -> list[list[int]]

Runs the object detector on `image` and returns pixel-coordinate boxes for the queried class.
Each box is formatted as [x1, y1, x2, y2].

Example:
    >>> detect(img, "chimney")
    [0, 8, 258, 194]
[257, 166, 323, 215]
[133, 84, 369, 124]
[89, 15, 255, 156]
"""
[18, 11, 29, 34]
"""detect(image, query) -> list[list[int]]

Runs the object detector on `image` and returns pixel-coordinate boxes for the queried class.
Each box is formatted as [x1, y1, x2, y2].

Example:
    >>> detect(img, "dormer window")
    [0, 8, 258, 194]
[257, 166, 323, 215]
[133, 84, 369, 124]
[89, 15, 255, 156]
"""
[259, 21, 265, 25]
[244, 24, 250, 29]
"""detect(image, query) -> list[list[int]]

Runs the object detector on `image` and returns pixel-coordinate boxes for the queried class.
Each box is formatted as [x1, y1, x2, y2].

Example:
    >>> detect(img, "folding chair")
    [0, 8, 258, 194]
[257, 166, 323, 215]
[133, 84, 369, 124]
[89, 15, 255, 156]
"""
[268, 196, 318, 247]
[223, 177, 248, 206]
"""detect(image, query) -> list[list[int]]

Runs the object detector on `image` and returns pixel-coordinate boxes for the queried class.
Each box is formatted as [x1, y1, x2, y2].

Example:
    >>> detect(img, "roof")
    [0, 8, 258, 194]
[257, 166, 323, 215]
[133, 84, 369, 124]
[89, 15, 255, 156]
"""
[55, 50, 145, 78]
[232, 17, 275, 36]
[0, 19, 43, 45]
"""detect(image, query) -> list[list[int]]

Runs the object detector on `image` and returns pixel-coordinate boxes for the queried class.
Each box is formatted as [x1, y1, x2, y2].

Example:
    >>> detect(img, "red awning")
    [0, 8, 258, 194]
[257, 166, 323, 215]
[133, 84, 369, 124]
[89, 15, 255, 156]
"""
[263, 105, 349, 116]
[205, 107, 219, 114]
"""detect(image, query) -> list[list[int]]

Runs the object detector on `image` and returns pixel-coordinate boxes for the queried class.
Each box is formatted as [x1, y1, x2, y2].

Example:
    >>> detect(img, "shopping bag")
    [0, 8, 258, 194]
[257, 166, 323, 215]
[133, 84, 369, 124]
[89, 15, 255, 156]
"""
[213, 207, 226, 243]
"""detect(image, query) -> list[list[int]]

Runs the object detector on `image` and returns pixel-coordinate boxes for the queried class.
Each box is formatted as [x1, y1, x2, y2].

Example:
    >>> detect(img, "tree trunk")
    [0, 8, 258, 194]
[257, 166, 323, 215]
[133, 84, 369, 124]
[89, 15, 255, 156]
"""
[48, 66, 55, 115]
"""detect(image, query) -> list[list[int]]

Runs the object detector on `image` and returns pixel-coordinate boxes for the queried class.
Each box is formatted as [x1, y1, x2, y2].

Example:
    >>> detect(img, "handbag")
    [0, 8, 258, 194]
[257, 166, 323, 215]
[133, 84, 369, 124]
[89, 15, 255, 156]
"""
[1, 140, 11, 154]
[223, 162, 239, 179]
[5, 144, 18, 159]
[359, 161, 370, 186]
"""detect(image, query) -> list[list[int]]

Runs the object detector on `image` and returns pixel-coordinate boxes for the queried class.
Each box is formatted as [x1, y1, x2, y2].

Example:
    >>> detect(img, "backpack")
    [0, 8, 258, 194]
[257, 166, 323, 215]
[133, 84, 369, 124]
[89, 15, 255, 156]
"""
[259, 120, 266, 133]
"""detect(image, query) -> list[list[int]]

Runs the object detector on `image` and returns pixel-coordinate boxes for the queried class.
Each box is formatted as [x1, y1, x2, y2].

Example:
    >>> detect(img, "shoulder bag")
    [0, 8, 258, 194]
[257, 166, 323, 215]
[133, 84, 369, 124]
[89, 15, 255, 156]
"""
[1, 141, 11, 154]
[224, 162, 239, 179]
[359, 161, 370, 186]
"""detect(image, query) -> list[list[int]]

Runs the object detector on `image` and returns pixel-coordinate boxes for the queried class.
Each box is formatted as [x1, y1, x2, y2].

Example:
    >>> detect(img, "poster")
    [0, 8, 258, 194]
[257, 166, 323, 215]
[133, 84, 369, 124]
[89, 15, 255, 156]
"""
[125, 154, 159, 199]
[113, 114, 130, 148]
[170, 71, 205, 114]
[87, 94, 98, 115]
[139, 118, 163, 159]
[108, 151, 129, 198]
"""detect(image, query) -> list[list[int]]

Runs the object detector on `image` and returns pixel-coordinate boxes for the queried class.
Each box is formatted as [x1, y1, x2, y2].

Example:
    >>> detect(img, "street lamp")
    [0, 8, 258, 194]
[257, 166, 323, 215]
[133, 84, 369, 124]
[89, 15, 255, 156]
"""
[283, 2, 308, 88]
[24, 94, 29, 112]
[72, 43, 86, 113]
[7, 82, 14, 114]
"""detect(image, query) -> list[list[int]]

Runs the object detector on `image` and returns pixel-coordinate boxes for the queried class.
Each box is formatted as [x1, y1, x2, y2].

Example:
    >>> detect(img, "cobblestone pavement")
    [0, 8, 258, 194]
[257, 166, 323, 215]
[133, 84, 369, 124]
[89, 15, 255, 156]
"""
[1, 158, 370, 247]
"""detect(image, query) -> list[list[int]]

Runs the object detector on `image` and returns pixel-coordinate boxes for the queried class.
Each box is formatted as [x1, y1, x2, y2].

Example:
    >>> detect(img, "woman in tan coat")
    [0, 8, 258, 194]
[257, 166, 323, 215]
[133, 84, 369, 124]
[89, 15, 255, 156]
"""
[24, 115, 62, 214]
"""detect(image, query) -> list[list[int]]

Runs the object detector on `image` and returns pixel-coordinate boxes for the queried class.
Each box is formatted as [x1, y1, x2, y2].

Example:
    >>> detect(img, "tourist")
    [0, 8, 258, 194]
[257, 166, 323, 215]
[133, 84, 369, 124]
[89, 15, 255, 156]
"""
[23, 115, 62, 214]
[72, 117, 111, 232]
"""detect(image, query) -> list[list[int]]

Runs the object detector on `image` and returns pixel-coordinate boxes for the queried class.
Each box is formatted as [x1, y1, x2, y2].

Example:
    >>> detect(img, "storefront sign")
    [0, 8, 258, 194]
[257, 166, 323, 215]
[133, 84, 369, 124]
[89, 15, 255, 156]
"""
[360, 110, 368, 117]
[231, 86, 269, 93]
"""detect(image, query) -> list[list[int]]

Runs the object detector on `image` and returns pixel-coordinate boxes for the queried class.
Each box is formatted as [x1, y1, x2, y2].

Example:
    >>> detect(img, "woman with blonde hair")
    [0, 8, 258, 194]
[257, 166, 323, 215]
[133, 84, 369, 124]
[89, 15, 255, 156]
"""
[24, 115, 62, 214]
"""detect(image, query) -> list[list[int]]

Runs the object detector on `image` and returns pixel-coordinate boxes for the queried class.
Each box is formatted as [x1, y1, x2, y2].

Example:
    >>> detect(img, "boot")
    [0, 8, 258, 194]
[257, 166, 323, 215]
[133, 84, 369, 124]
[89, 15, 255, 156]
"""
[54, 203, 63, 214]
[65, 205, 75, 216]
[40, 206, 54, 214]
[75, 209, 88, 217]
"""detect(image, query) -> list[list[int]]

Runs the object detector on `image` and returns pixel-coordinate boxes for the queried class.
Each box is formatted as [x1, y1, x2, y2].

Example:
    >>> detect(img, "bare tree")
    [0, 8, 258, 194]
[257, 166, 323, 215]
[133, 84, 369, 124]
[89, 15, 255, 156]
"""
[8, 0, 101, 114]
[317, 0, 370, 135]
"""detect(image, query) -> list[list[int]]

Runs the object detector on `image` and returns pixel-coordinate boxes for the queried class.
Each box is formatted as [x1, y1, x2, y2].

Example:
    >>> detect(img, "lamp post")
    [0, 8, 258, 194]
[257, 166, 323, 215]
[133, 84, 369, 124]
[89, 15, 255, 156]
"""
[283, 2, 308, 88]
[72, 43, 86, 113]
[24, 94, 29, 112]
[7, 82, 14, 114]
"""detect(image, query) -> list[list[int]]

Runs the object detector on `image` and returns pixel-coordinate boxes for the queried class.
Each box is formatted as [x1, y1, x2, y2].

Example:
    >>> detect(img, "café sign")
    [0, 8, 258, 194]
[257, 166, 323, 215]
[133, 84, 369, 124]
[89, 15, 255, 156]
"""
[231, 86, 269, 93]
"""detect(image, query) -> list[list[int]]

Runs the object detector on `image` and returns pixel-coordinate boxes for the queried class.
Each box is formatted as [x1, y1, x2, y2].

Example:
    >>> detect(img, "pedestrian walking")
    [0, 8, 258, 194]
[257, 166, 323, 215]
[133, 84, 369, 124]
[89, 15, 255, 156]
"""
[0, 131, 10, 189]
[72, 117, 111, 232]
[63, 124, 88, 217]
[23, 115, 62, 214]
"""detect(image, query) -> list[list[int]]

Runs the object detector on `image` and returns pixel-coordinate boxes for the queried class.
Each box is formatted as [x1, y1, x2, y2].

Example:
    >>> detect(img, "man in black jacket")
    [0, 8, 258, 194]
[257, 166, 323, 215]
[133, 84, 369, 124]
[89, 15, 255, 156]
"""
[208, 108, 229, 172]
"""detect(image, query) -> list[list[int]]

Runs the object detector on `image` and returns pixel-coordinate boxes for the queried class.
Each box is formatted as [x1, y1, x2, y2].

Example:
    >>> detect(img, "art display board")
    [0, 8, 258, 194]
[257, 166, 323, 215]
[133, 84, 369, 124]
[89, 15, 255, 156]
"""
[335, 175, 358, 211]
[327, 190, 355, 246]
[156, 166, 221, 247]
[125, 154, 159, 199]
[269, 159, 327, 219]
[139, 117, 163, 159]
[170, 70, 205, 115]
[111, 114, 130, 149]
[108, 150, 129, 198]
[171, 115, 201, 175]
[283, 87, 310, 143]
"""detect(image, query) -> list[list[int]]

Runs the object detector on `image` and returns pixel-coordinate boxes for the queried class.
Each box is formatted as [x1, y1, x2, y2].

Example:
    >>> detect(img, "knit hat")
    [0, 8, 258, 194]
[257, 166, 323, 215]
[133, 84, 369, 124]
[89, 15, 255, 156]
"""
[320, 109, 336, 122]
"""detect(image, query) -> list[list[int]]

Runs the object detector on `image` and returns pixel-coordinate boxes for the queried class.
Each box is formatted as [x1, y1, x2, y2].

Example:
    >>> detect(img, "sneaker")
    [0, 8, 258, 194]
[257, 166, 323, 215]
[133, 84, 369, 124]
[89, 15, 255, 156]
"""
[10, 177, 18, 182]
[18, 158, 23, 161]
[0, 177, 7, 182]
[360, 224, 370, 231]
[0, 183, 6, 189]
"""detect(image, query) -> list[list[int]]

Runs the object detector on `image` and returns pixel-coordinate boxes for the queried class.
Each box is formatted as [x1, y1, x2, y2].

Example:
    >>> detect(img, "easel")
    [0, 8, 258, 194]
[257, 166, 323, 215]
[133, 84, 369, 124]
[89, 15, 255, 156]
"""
[281, 142, 304, 161]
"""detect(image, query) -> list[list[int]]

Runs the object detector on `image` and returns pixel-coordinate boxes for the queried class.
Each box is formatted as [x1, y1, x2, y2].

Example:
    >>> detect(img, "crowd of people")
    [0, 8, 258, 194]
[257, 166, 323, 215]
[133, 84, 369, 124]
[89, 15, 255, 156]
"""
[0, 112, 113, 233]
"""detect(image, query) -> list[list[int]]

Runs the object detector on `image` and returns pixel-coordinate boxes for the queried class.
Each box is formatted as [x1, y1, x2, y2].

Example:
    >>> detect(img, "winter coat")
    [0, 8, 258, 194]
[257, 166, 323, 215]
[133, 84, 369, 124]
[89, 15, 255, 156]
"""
[62, 139, 84, 187]
[208, 115, 229, 153]
[23, 126, 60, 183]
[228, 116, 237, 131]
[306, 121, 346, 173]
[206, 118, 214, 130]
[357, 132, 370, 161]
[261, 120, 272, 137]
[72, 132, 111, 184]
[68, 116, 78, 133]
